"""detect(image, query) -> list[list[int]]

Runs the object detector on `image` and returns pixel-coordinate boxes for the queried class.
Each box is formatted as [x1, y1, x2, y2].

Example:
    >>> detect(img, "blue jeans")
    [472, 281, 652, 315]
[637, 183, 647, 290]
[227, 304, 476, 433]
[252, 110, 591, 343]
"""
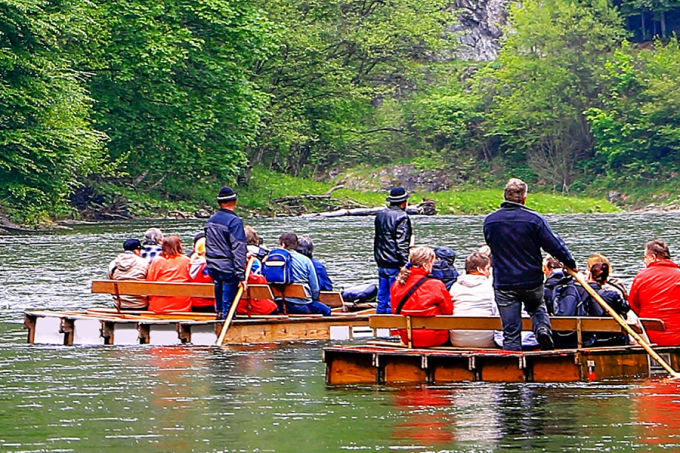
[494, 284, 551, 351]
[278, 300, 332, 316]
[377, 267, 400, 314]
[213, 277, 240, 319]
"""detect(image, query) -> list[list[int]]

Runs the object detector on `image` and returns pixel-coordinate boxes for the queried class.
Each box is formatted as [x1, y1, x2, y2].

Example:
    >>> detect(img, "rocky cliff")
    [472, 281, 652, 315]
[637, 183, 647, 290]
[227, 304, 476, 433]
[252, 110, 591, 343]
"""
[449, 0, 509, 61]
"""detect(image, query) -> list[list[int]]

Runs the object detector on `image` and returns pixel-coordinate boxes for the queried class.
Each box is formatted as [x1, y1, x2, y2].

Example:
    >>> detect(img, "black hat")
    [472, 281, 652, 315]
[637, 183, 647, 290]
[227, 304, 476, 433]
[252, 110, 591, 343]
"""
[123, 238, 142, 251]
[386, 187, 409, 203]
[216, 186, 238, 202]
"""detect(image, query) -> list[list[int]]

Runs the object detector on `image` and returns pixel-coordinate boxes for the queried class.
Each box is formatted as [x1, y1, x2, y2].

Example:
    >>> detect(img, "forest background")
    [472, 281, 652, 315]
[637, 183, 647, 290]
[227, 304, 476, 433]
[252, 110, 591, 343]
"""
[2, 0, 680, 224]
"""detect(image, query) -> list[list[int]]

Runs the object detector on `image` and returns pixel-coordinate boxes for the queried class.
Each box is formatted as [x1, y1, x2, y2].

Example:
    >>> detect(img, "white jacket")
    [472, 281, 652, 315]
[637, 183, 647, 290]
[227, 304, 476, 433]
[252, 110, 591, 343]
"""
[449, 274, 496, 347]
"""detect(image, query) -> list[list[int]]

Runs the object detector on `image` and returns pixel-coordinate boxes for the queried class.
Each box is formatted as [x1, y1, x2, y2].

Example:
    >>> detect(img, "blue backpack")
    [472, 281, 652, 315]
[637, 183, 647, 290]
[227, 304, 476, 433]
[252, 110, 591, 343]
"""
[262, 248, 293, 285]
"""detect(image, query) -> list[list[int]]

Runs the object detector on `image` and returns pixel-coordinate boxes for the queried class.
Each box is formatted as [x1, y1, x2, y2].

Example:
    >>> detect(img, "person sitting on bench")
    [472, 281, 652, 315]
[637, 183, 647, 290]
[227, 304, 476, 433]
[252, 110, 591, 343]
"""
[390, 246, 453, 347]
[107, 238, 149, 310]
[296, 234, 333, 291]
[278, 232, 331, 316]
[146, 235, 192, 313]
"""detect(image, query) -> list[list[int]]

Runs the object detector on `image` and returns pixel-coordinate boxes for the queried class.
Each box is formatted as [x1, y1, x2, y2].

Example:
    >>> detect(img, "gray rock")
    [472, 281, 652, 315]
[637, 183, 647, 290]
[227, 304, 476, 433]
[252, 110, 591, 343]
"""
[448, 0, 510, 61]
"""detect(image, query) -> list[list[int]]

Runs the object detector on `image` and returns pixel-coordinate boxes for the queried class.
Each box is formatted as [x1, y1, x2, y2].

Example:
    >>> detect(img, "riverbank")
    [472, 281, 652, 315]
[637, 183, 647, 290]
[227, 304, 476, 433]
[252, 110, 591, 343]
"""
[0, 167, 623, 230]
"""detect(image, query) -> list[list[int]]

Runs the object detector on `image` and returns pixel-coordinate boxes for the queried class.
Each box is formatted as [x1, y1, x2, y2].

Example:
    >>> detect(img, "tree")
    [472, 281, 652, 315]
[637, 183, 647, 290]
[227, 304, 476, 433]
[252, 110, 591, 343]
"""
[482, 0, 625, 192]
[88, 0, 274, 191]
[0, 0, 105, 222]
[249, 0, 454, 174]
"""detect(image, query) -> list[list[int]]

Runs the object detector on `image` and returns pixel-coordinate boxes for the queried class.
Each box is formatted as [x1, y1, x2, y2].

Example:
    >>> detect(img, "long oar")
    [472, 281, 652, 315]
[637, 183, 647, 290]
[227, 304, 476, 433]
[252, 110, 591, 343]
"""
[215, 257, 255, 346]
[566, 268, 680, 379]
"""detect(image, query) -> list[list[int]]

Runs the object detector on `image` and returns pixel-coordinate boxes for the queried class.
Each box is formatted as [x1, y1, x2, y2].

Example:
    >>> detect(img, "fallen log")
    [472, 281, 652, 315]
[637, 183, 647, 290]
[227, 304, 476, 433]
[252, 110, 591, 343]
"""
[303, 199, 437, 217]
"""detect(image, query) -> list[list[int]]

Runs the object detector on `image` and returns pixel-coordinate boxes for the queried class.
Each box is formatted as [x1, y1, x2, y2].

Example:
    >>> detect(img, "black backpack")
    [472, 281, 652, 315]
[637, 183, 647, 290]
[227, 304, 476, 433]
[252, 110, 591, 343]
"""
[551, 277, 587, 316]
[430, 246, 458, 289]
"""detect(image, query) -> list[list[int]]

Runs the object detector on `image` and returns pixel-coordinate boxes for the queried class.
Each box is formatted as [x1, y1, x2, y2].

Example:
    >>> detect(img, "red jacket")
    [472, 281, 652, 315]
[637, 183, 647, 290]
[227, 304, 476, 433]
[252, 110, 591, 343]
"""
[390, 268, 453, 347]
[189, 259, 215, 309]
[629, 259, 680, 346]
[147, 254, 192, 313]
[237, 273, 278, 315]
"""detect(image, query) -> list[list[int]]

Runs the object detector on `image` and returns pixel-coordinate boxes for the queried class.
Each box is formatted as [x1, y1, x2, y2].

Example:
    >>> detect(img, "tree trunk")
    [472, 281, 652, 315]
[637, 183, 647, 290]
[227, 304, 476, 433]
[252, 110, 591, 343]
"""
[661, 10, 667, 38]
[641, 11, 646, 40]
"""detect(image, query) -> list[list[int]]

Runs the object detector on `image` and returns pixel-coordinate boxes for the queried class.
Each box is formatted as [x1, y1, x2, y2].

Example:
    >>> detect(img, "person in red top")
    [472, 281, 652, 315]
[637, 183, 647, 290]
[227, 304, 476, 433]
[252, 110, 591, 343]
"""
[188, 237, 216, 312]
[390, 246, 453, 347]
[629, 239, 680, 346]
[147, 235, 192, 313]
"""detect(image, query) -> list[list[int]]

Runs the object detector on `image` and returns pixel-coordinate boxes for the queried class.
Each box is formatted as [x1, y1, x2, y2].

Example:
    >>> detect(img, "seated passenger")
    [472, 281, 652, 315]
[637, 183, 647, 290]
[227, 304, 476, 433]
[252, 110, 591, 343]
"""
[449, 252, 496, 348]
[188, 237, 216, 312]
[236, 271, 278, 316]
[276, 232, 331, 316]
[107, 238, 149, 310]
[187, 232, 205, 257]
[587, 253, 628, 300]
[141, 227, 164, 263]
[629, 239, 680, 346]
[550, 261, 629, 347]
[146, 235, 192, 313]
[296, 234, 333, 291]
[390, 246, 453, 348]
[542, 256, 564, 315]
[430, 246, 459, 290]
[245, 225, 268, 275]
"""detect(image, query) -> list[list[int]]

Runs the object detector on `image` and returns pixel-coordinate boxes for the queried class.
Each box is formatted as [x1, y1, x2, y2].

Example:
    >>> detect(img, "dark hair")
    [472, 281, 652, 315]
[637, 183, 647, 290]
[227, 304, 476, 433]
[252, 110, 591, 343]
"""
[645, 239, 671, 260]
[296, 235, 314, 258]
[589, 262, 610, 285]
[465, 252, 490, 274]
[544, 256, 561, 270]
[161, 235, 183, 257]
[279, 232, 298, 250]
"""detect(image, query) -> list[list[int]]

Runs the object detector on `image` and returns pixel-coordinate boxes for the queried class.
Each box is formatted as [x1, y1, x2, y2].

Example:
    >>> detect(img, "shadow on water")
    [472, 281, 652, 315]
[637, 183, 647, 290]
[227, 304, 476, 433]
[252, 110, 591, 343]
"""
[2, 213, 680, 451]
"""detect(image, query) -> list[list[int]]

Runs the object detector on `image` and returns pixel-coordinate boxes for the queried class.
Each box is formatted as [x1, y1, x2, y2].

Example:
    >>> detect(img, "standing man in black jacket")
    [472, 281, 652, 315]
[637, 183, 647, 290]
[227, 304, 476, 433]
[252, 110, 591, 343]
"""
[374, 187, 413, 314]
[483, 178, 577, 351]
[205, 186, 247, 319]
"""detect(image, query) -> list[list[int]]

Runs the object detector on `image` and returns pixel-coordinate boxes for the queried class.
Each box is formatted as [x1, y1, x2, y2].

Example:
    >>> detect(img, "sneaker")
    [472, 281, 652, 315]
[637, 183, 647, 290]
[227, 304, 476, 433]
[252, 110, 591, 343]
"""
[536, 328, 554, 350]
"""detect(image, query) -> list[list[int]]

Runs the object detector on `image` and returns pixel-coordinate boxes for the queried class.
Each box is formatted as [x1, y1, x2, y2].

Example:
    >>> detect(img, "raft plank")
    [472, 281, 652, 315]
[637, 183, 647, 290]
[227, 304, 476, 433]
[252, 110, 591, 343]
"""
[432, 359, 474, 383]
[531, 355, 581, 382]
[382, 356, 427, 384]
[92, 280, 215, 297]
[479, 357, 525, 382]
[325, 353, 377, 385]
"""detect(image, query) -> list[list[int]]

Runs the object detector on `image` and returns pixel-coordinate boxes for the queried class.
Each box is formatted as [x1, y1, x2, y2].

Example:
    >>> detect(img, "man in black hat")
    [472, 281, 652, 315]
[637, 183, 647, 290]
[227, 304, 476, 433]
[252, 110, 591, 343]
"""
[374, 186, 413, 314]
[204, 186, 248, 319]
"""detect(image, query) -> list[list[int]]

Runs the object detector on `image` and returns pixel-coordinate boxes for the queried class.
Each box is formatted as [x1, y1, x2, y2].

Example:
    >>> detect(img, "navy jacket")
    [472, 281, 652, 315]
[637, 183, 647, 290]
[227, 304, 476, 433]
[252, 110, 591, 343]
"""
[374, 205, 412, 269]
[312, 258, 333, 291]
[204, 208, 247, 281]
[483, 201, 576, 290]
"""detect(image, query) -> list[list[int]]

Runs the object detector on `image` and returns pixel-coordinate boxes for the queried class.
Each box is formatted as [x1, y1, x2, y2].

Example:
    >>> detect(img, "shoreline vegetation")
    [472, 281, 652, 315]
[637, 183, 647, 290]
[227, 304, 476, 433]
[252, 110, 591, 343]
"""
[0, 166, 626, 232]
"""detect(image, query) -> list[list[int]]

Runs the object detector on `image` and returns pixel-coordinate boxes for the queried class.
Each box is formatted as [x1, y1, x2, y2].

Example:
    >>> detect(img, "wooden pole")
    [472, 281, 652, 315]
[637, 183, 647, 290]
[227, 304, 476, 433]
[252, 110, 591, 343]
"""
[566, 268, 680, 379]
[215, 257, 255, 346]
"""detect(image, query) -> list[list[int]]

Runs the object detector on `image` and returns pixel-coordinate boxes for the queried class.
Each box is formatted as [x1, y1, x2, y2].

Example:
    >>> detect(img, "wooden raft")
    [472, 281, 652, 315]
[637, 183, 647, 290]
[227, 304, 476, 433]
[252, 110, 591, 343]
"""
[323, 314, 672, 384]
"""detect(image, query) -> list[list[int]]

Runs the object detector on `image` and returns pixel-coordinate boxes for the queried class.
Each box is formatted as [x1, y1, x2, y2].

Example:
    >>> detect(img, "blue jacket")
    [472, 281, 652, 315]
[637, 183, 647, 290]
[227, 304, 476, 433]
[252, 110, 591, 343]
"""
[204, 208, 247, 281]
[288, 249, 320, 304]
[312, 258, 333, 291]
[483, 201, 576, 290]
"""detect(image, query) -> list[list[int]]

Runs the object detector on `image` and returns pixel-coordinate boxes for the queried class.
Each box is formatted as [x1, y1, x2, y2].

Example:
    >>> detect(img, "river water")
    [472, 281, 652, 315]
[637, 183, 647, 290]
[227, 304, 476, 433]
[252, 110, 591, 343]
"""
[1, 213, 680, 451]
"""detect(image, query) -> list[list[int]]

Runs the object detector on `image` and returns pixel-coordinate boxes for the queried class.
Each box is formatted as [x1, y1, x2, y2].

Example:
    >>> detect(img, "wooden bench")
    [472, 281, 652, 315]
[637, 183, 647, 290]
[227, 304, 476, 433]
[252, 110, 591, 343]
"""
[368, 315, 666, 349]
[91, 280, 345, 309]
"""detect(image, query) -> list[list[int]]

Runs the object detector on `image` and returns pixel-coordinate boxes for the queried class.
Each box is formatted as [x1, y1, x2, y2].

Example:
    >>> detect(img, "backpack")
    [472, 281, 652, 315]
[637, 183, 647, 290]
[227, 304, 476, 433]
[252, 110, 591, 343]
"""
[551, 277, 587, 316]
[431, 246, 459, 289]
[342, 283, 378, 303]
[262, 248, 293, 285]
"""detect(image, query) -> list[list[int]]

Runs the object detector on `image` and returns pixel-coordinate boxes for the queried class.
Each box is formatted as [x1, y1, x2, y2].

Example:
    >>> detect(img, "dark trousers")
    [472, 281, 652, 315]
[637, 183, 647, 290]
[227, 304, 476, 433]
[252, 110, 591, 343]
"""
[214, 277, 240, 319]
[277, 300, 332, 316]
[377, 267, 400, 314]
[494, 284, 551, 351]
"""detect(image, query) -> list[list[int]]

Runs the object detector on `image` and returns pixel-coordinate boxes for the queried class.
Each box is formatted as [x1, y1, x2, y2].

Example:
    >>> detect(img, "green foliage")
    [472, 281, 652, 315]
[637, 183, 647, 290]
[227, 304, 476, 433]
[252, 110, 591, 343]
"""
[0, 0, 105, 223]
[585, 38, 680, 183]
[482, 0, 625, 193]
[89, 0, 274, 189]
[250, 0, 455, 173]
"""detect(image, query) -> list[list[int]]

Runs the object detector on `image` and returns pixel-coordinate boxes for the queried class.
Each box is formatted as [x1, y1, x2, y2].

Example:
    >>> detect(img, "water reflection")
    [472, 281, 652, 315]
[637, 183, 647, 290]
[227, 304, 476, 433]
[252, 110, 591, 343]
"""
[635, 379, 680, 449]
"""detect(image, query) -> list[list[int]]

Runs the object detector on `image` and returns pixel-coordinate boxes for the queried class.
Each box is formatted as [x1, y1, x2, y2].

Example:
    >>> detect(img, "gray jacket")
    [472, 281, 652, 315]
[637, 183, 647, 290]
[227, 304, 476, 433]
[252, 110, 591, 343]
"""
[107, 251, 149, 309]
